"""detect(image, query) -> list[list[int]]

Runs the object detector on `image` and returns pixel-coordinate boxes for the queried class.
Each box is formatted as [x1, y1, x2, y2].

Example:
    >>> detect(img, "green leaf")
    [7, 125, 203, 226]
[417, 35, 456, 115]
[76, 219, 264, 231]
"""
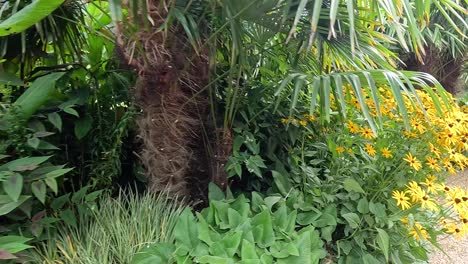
[31, 181, 46, 204]
[251, 210, 275, 248]
[74, 116, 93, 139]
[60, 209, 77, 228]
[13, 73, 65, 119]
[209, 182, 225, 201]
[27, 137, 40, 149]
[45, 168, 73, 179]
[221, 231, 242, 257]
[3, 174, 23, 202]
[241, 239, 259, 260]
[376, 228, 390, 262]
[0, 195, 30, 216]
[131, 243, 175, 264]
[0, 72, 24, 86]
[342, 213, 360, 229]
[44, 178, 58, 194]
[174, 208, 199, 254]
[271, 171, 292, 196]
[343, 178, 365, 194]
[357, 198, 369, 214]
[47, 113, 62, 132]
[0, 156, 51, 172]
[0, 0, 65, 36]
[63, 107, 79, 117]
[363, 253, 381, 264]
[71, 186, 89, 203]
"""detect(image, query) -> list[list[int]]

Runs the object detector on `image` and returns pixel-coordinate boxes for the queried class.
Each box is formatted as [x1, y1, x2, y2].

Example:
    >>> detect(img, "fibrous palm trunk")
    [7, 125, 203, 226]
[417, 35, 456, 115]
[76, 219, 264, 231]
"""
[115, 2, 212, 198]
[404, 45, 464, 95]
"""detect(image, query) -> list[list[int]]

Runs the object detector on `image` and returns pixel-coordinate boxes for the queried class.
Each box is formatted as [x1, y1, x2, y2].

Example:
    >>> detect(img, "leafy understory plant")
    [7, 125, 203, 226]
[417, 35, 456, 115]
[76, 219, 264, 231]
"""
[132, 185, 327, 264]
[33, 190, 185, 264]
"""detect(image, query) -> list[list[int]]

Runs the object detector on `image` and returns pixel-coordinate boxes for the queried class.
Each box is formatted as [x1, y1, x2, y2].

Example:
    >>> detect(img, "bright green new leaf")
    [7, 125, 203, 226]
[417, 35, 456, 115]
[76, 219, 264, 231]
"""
[0, 0, 65, 36]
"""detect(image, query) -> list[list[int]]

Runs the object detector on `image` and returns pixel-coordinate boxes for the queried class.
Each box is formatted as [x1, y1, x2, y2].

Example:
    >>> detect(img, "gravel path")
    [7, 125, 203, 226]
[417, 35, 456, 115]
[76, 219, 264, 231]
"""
[429, 169, 468, 264]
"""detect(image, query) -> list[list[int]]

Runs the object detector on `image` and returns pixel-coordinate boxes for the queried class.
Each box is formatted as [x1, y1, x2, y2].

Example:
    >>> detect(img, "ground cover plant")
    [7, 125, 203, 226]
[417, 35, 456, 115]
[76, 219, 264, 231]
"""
[0, 0, 467, 263]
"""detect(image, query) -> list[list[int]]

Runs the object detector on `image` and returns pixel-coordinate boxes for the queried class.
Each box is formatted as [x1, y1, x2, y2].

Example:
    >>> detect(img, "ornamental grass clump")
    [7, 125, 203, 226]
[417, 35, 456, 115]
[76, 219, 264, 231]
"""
[32, 190, 185, 264]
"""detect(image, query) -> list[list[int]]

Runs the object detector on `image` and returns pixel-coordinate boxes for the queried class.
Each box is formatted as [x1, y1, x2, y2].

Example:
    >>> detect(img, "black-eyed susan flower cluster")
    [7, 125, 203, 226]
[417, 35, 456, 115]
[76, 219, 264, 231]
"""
[280, 85, 468, 242]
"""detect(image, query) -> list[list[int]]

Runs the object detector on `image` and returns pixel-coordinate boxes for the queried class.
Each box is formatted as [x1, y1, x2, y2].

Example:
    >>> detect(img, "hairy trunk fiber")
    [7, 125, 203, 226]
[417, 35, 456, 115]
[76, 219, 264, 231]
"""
[403, 45, 463, 94]
[115, 3, 211, 198]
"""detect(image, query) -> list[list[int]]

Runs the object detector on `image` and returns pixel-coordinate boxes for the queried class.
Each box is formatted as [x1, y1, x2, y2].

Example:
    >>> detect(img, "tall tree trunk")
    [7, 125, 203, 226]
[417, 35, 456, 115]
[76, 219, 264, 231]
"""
[115, 2, 211, 198]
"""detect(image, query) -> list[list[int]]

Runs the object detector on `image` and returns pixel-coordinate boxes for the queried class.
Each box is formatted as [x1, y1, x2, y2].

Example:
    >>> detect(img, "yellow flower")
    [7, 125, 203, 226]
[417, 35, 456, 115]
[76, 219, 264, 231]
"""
[346, 121, 360, 134]
[406, 181, 424, 202]
[360, 127, 376, 139]
[392, 190, 411, 210]
[347, 148, 354, 154]
[409, 223, 429, 241]
[404, 130, 418, 138]
[336, 146, 345, 154]
[403, 153, 422, 171]
[419, 192, 438, 211]
[410, 119, 426, 134]
[428, 142, 441, 158]
[380, 147, 392, 158]
[298, 120, 307, 126]
[365, 143, 376, 156]
[420, 177, 438, 194]
[445, 223, 467, 240]
[426, 157, 441, 172]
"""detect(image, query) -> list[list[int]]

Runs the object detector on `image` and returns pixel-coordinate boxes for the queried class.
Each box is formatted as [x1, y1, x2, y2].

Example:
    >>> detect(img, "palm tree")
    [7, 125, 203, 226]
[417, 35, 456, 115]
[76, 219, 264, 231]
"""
[402, 7, 467, 94]
[104, 0, 466, 198]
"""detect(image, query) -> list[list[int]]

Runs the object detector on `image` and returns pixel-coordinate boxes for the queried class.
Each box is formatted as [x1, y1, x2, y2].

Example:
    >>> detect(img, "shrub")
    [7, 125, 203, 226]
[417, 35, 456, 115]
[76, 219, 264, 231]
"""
[132, 186, 327, 264]
[32, 190, 185, 264]
[272, 86, 468, 261]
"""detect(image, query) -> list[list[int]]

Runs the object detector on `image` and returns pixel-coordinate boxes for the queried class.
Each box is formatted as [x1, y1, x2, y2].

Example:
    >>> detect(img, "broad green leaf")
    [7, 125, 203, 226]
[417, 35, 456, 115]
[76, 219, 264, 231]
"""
[209, 182, 225, 201]
[0, 72, 24, 86]
[251, 210, 275, 248]
[271, 171, 292, 196]
[342, 213, 360, 229]
[343, 178, 365, 194]
[13, 73, 65, 119]
[47, 113, 62, 132]
[0, 156, 51, 172]
[74, 116, 93, 139]
[60, 209, 77, 228]
[45, 168, 73, 179]
[376, 228, 390, 262]
[44, 178, 58, 194]
[0, 195, 30, 216]
[27, 137, 40, 149]
[0, 0, 65, 36]
[3, 174, 23, 202]
[131, 243, 175, 264]
[174, 208, 199, 254]
[31, 181, 46, 204]
[63, 107, 80, 117]
[241, 239, 259, 260]
[221, 231, 242, 257]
